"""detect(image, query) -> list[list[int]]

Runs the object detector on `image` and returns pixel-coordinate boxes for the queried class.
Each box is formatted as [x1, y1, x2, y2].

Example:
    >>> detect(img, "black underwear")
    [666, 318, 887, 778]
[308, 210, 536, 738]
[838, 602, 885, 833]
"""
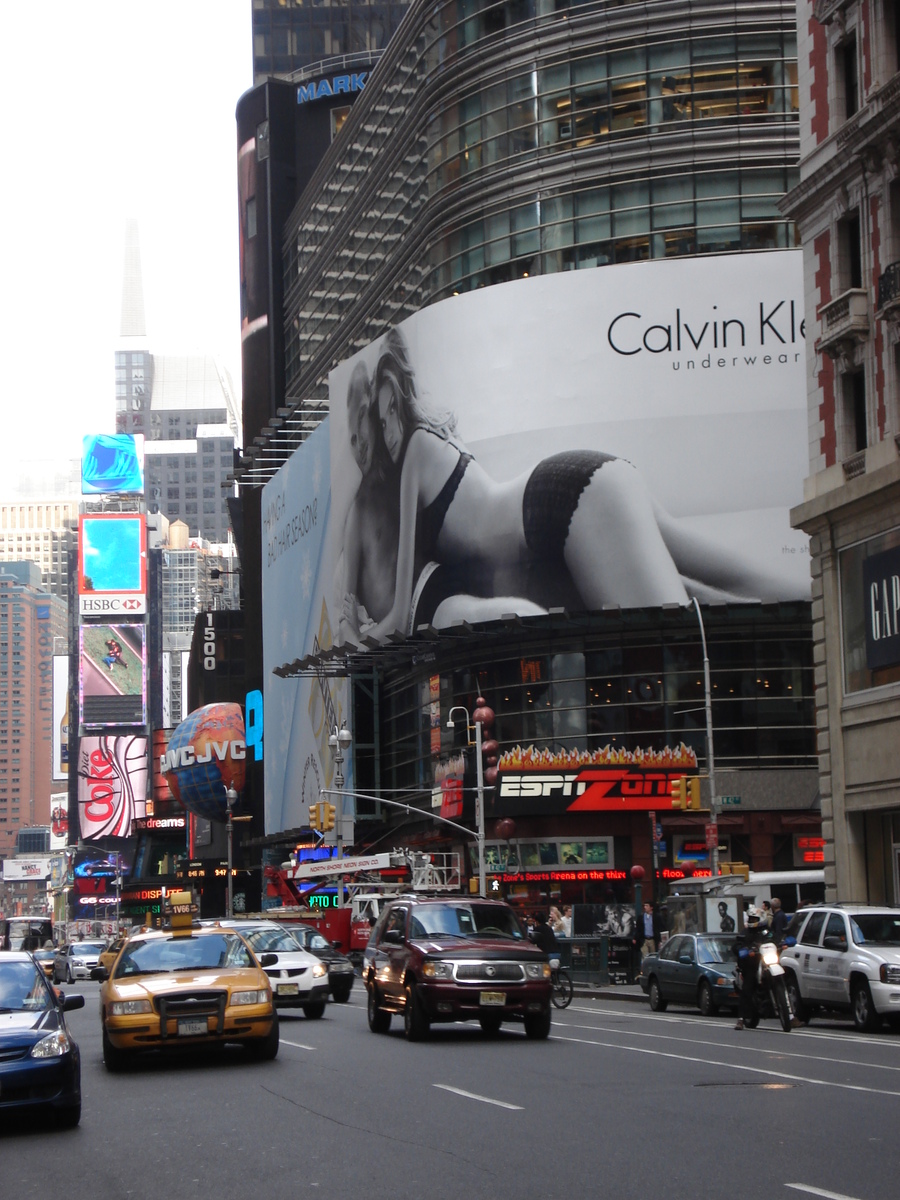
[417, 451, 473, 560]
[409, 561, 494, 633]
[522, 450, 616, 560]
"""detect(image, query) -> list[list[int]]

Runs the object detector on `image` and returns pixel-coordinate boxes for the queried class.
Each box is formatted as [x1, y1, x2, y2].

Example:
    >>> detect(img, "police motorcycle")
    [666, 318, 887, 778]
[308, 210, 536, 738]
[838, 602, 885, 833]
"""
[735, 922, 795, 1032]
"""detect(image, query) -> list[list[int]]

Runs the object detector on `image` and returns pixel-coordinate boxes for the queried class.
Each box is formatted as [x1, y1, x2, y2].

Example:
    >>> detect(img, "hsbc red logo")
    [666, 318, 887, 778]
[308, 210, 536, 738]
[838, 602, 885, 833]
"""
[122, 598, 142, 611]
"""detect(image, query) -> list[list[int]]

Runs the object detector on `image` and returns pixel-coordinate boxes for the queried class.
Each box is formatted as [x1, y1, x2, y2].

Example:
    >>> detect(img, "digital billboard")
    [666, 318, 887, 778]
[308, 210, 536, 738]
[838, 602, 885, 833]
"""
[82, 433, 144, 495]
[50, 793, 68, 849]
[326, 251, 810, 649]
[73, 845, 135, 895]
[78, 513, 147, 616]
[52, 655, 69, 780]
[261, 420, 352, 835]
[79, 623, 146, 727]
[76, 735, 148, 839]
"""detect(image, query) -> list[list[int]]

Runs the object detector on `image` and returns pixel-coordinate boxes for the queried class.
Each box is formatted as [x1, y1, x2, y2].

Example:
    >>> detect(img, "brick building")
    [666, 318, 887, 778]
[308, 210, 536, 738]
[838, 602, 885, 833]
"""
[784, 0, 900, 902]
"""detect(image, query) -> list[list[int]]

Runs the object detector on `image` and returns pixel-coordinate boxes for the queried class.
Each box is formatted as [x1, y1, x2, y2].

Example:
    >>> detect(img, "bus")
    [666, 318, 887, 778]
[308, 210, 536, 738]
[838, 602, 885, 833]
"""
[0, 916, 54, 951]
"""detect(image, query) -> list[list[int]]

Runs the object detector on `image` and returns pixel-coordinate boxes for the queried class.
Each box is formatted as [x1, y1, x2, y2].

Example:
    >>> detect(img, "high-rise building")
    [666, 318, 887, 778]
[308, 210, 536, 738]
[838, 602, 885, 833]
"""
[784, 0, 900, 904]
[115, 222, 240, 544]
[251, 0, 410, 83]
[0, 563, 67, 859]
[0, 501, 78, 600]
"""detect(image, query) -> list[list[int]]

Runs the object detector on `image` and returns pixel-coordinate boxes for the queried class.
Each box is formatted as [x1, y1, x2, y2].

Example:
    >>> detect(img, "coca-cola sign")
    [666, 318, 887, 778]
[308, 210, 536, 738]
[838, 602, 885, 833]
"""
[77, 735, 148, 839]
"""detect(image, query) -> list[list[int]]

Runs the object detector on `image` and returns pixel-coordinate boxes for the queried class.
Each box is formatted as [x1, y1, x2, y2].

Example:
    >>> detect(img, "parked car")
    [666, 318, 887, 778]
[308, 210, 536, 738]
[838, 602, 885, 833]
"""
[53, 941, 106, 983]
[0, 951, 84, 1127]
[640, 933, 738, 1015]
[363, 896, 553, 1040]
[286, 922, 356, 1002]
[100, 924, 279, 1071]
[217, 921, 330, 1017]
[779, 905, 900, 1031]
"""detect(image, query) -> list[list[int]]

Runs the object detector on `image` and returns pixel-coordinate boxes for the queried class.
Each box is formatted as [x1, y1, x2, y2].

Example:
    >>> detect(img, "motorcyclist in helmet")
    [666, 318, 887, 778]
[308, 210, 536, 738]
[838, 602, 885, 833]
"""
[734, 908, 767, 1030]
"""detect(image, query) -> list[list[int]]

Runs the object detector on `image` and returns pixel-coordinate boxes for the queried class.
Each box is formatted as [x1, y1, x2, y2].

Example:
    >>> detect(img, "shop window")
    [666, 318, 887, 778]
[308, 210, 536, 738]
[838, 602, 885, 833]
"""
[839, 34, 859, 120]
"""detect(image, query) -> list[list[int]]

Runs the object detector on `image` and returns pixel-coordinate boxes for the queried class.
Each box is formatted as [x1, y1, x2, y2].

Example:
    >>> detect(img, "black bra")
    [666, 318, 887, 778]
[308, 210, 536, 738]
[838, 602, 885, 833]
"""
[417, 451, 473, 559]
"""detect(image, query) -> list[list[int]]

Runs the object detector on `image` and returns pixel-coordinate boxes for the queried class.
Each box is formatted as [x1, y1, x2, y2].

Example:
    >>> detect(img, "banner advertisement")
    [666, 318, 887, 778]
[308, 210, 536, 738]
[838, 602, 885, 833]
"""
[261, 420, 352, 835]
[490, 743, 698, 817]
[52, 656, 69, 780]
[2, 857, 51, 881]
[77, 735, 148, 839]
[82, 433, 145, 495]
[78, 513, 147, 616]
[73, 846, 134, 897]
[79, 622, 147, 727]
[50, 792, 68, 849]
[327, 252, 809, 649]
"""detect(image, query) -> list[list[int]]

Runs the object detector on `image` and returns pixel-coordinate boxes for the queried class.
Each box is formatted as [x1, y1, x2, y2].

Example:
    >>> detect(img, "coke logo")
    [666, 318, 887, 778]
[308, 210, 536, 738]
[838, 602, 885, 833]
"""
[85, 748, 116, 821]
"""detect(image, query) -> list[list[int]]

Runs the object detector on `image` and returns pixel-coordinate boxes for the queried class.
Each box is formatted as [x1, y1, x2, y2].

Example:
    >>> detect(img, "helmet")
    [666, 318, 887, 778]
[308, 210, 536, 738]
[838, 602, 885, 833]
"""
[746, 908, 762, 927]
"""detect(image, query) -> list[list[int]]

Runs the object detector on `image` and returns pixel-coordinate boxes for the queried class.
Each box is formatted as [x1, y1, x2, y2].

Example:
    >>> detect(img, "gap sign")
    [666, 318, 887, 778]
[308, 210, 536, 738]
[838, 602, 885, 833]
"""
[297, 73, 367, 104]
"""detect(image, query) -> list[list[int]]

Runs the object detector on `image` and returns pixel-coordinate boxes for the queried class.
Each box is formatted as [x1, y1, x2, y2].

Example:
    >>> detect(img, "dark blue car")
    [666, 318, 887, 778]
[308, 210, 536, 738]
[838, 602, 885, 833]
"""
[0, 952, 83, 1128]
[640, 933, 738, 1016]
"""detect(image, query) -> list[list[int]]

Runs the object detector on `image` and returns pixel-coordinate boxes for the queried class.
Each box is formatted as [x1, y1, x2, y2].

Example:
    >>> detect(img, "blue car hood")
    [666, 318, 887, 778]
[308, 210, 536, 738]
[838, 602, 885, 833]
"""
[0, 1009, 59, 1045]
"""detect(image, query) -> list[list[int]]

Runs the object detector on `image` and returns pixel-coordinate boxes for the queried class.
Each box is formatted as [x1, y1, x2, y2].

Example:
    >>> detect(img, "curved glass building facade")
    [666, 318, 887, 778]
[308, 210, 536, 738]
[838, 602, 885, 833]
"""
[264, 0, 800, 430]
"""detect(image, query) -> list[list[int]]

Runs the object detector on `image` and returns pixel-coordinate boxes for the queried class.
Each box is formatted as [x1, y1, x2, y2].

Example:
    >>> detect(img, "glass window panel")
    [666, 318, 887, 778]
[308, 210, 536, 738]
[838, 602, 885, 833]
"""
[696, 171, 739, 199]
[692, 34, 737, 61]
[649, 41, 689, 71]
[573, 54, 606, 85]
[541, 90, 572, 144]
[609, 48, 646, 78]
[540, 62, 571, 92]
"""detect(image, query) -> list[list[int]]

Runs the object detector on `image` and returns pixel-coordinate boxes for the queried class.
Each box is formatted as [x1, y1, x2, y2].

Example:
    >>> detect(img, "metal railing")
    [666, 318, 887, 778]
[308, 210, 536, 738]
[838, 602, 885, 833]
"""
[878, 261, 900, 311]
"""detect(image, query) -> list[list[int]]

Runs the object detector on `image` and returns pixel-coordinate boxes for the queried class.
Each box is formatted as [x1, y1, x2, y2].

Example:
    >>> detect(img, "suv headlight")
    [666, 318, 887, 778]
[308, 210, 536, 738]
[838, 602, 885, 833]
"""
[880, 964, 900, 985]
[110, 1000, 152, 1016]
[525, 962, 552, 979]
[312, 962, 328, 978]
[31, 1031, 71, 1058]
[422, 961, 454, 979]
[231, 989, 270, 1005]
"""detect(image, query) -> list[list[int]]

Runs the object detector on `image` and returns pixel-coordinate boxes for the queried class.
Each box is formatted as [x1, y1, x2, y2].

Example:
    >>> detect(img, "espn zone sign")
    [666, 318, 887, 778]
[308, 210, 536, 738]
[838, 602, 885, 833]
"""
[497, 768, 693, 813]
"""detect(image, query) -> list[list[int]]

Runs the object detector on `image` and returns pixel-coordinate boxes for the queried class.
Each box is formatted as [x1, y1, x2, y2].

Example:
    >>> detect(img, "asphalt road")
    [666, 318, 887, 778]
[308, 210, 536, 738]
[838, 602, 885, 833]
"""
[3, 983, 899, 1200]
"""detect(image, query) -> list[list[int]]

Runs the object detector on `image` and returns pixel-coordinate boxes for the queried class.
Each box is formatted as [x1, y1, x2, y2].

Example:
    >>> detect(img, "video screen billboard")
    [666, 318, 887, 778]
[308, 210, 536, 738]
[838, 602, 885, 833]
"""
[77, 735, 148, 839]
[261, 420, 352, 835]
[326, 251, 810, 648]
[52, 655, 69, 781]
[73, 845, 136, 895]
[82, 433, 145, 495]
[78, 513, 147, 616]
[79, 623, 146, 727]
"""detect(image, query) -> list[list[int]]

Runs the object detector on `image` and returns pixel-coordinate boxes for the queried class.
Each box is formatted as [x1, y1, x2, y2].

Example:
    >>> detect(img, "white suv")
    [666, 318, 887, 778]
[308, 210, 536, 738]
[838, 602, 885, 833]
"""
[780, 906, 900, 1032]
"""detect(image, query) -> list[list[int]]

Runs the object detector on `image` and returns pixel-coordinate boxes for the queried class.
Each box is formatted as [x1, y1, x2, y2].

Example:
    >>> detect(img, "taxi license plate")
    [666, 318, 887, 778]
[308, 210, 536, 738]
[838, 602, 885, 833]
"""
[277, 983, 299, 996]
[479, 991, 506, 1007]
[178, 1018, 208, 1037]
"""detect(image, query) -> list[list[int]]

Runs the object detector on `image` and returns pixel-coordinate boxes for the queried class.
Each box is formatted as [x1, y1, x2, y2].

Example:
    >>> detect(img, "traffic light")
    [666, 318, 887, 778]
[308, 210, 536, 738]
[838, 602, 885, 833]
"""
[321, 803, 336, 832]
[308, 802, 322, 830]
[670, 777, 687, 809]
[670, 776, 702, 809]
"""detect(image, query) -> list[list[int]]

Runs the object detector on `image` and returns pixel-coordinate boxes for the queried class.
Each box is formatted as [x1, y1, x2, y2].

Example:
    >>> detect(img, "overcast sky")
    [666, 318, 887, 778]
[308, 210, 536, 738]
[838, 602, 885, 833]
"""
[0, 1, 252, 472]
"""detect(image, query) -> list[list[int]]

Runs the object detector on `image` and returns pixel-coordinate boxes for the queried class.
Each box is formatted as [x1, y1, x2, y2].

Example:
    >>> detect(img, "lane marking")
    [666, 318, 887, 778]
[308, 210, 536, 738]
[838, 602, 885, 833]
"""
[433, 1084, 523, 1111]
[554, 1019, 900, 1075]
[281, 1039, 316, 1051]
[552, 1033, 900, 1099]
[785, 1185, 866, 1200]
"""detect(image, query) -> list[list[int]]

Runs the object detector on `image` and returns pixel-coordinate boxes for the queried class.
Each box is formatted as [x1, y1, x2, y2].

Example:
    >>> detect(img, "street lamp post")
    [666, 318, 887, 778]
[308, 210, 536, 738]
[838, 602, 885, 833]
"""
[328, 722, 352, 907]
[225, 785, 238, 918]
[447, 705, 487, 897]
[692, 597, 719, 878]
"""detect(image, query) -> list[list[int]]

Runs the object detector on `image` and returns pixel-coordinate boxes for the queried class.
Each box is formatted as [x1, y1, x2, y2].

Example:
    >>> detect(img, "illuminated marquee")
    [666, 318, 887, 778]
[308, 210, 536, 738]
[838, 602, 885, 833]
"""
[297, 72, 367, 104]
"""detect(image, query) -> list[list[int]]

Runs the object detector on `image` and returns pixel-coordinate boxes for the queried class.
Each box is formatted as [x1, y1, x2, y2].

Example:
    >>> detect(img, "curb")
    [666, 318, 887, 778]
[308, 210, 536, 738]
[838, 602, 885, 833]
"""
[572, 988, 649, 1005]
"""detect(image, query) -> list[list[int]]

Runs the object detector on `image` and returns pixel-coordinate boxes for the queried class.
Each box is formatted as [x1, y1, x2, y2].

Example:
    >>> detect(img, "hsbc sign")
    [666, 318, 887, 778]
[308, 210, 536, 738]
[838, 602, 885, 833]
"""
[80, 594, 146, 616]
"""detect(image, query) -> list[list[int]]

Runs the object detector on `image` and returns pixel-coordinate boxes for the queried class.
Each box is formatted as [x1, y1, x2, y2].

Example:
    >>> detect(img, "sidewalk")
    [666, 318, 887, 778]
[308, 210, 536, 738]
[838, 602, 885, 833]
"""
[570, 982, 648, 1004]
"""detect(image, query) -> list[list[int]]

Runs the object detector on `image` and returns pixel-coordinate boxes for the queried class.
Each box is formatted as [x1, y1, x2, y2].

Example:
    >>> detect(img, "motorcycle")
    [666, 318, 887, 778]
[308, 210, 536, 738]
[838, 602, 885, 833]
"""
[735, 938, 795, 1032]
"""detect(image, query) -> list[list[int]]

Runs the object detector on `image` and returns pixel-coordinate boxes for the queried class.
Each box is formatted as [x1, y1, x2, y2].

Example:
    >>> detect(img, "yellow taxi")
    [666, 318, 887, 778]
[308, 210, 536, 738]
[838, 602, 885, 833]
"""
[99, 894, 278, 1071]
[95, 933, 130, 979]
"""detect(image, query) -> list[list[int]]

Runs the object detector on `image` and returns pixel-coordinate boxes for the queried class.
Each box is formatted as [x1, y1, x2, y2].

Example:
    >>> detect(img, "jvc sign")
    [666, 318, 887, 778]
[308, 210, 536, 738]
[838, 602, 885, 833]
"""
[864, 544, 900, 670]
[297, 73, 367, 105]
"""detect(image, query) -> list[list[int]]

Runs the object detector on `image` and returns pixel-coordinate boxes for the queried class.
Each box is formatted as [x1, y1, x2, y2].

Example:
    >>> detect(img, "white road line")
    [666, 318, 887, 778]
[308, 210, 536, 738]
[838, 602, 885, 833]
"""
[785, 1184, 866, 1200]
[433, 1084, 523, 1111]
[554, 1019, 900, 1075]
[552, 1033, 900, 1099]
[281, 1039, 316, 1051]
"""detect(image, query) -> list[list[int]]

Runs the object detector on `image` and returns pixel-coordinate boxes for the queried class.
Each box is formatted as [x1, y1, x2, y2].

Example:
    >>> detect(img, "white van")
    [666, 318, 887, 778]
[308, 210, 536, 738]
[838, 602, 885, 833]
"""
[720, 870, 825, 914]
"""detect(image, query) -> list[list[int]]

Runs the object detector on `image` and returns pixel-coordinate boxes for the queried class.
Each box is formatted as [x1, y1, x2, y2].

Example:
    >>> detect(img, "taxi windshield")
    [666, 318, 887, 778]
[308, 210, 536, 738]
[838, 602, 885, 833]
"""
[409, 904, 525, 940]
[114, 933, 254, 977]
[0, 961, 53, 1013]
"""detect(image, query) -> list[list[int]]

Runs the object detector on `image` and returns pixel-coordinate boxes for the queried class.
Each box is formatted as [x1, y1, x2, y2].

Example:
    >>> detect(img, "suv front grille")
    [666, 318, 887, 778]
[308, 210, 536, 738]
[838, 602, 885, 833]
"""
[455, 962, 525, 983]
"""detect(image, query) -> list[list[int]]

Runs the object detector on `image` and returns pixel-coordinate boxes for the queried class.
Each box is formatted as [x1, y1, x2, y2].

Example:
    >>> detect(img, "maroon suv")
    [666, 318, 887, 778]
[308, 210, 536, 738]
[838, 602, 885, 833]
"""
[363, 896, 553, 1040]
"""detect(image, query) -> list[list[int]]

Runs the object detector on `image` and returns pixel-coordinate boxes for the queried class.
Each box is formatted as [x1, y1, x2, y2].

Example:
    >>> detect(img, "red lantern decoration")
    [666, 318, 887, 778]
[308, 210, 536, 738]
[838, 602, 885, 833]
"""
[630, 865, 646, 882]
[496, 818, 516, 841]
[473, 697, 495, 728]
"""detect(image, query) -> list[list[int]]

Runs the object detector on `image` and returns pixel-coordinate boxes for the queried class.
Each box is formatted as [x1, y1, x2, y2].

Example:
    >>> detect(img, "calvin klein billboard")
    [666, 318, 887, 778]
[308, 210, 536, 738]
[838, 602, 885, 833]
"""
[327, 251, 810, 648]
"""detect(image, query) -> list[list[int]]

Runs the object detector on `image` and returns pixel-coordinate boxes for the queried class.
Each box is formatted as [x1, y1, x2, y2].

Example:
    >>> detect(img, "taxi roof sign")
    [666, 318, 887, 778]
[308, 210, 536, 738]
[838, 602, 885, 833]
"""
[163, 889, 198, 932]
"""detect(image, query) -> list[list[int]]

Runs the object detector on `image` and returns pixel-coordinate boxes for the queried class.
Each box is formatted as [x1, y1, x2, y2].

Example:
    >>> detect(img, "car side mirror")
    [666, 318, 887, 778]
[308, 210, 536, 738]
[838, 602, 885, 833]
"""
[258, 953, 278, 967]
[678, 954, 693, 965]
[91, 966, 109, 982]
[382, 929, 403, 945]
[332, 940, 342, 950]
[62, 993, 85, 1012]
[822, 936, 846, 952]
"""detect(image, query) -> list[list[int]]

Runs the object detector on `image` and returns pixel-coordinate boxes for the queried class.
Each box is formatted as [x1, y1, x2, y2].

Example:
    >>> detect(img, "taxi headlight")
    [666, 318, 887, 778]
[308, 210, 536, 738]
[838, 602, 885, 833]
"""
[31, 1031, 71, 1058]
[110, 1000, 153, 1016]
[525, 962, 553, 979]
[422, 961, 454, 979]
[312, 962, 328, 979]
[231, 989, 269, 1005]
